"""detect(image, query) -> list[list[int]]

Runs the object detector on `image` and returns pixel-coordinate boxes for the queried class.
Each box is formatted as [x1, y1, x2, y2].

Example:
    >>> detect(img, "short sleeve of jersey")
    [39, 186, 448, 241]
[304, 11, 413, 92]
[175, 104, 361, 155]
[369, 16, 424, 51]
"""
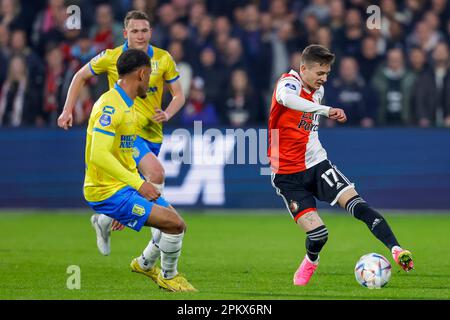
[89, 49, 111, 76]
[276, 75, 301, 103]
[92, 105, 123, 137]
[163, 52, 180, 83]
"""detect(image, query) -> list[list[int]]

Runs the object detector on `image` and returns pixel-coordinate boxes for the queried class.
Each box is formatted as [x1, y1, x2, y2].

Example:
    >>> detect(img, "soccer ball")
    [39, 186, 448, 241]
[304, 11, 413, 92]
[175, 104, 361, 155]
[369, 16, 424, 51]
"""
[354, 253, 392, 289]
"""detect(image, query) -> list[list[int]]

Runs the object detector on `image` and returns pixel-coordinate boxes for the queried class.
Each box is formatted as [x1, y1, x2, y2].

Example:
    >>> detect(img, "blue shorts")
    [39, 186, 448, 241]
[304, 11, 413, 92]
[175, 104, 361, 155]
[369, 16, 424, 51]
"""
[87, 186, 170, 232]
[133, 135, 162, 166]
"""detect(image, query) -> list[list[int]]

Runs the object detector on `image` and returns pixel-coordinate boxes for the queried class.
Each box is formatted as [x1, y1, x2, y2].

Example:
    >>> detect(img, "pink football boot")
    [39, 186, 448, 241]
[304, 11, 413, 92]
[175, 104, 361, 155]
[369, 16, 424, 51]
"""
[293, 255, 319, 286]
[392, 246, 414, 272]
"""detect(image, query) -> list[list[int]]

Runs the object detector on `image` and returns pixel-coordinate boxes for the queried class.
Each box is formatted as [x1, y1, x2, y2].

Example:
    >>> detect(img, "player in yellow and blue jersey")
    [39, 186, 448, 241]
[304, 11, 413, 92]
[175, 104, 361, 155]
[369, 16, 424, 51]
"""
[58, 11, 185, 257]
[85, 48, 196, 292]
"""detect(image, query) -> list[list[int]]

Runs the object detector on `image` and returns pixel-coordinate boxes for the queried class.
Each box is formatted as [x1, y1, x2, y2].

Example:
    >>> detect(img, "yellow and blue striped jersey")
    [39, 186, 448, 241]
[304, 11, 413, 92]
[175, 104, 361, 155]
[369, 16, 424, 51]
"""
[84, 83, 144, 202]
[89, 42, 179, 143]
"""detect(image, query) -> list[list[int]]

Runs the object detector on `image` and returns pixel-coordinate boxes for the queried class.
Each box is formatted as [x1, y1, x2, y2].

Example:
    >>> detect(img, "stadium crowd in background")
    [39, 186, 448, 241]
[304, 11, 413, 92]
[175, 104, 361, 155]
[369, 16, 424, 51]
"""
[0, 0, 449, 128]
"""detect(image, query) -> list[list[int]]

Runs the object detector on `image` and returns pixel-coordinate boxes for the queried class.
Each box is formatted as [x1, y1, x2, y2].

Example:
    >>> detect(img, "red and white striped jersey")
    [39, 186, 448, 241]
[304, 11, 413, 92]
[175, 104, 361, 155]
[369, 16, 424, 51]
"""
[268, 70, 329, 174]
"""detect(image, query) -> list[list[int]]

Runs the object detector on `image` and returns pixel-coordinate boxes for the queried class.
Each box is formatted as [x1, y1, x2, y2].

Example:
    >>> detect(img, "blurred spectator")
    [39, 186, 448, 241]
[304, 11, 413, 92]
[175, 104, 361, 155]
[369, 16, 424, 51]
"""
[10, 28, 44, 96]
[196, 46, 225, 107]
[372, 48, 416, 126]
[171, 0, 190, 23]
[240, 4, 272, 92]
[0, 55, 39, 126]
[358, 36, 383, 84]
[169, 21, 197, 66]
[0, 0, 25, 30]
[325, 57, 377, 127]
[151, 3, 177, 48]
[181, 76, 218, 126]
[414, 42, 450, 127]
[408, 46, 428, 74]
[407, 20, 443, 55]
[132, 0, 158, 23]
[223, 37, 246, 71]
[192, 15, 214, 49]
[303, 13, 321, 44]
[188, 1, 207, 32]
[0, 19, 9, 54]
[219, 69, 264, 127]
[342, 8, 364, 56]
[328, 0, 345, 46]
[300, 0, 330, 25]
[214, 15, 232, 37]
[168, 40, 192, 97]
[89, 3, 123, 52]
[289, 51, 302, 71]
[270, 21, 294, 85]
[0, 24, 9, 84]
[430, 0, 449, 32]
[403, 0, 426, 33]
[70, 31, 97, 65]
[38, 45, 71, 127]
[269, 0, 293, 30]
[32, 0, 67, 53]
[408, 46, 428, 125]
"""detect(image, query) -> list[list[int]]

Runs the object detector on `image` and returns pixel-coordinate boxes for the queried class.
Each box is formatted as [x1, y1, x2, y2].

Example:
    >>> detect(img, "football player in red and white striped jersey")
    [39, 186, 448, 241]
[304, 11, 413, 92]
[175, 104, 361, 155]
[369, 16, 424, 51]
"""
[268, 45, 413, 286]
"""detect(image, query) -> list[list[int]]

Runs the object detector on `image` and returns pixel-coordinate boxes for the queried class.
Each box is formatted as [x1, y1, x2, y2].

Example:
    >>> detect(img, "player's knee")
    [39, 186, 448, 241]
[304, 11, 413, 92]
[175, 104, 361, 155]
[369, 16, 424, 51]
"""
[168, 216, 186, 234]
[345, 196, 382, 223]
[306, 225, 329, 246]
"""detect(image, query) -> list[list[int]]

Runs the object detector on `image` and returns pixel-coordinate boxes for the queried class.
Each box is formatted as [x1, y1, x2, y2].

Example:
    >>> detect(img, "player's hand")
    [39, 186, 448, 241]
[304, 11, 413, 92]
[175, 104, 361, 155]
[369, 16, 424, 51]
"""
[57, 110, 73, 130]
[138, 181, 161, 201]
[152, 109, 171, 123]
[328, 108, 347, 123]
[111, 219, 125, 231]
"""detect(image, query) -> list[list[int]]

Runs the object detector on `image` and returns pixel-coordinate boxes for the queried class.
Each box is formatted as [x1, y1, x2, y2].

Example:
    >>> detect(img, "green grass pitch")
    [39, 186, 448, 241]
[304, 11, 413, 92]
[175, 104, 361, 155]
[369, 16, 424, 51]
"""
[0, 210, 449, 300]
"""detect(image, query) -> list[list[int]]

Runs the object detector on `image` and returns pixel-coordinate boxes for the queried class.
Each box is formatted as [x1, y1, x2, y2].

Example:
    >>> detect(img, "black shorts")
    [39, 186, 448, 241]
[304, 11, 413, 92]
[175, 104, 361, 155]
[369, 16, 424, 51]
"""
[271, 159, 354, 222]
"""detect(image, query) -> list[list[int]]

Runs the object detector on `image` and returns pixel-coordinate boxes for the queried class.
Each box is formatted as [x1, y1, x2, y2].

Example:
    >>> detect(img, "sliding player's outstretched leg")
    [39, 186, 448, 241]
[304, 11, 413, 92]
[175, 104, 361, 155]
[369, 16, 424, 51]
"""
[294, 210, 328, 286]
[338, 189, 414, 272]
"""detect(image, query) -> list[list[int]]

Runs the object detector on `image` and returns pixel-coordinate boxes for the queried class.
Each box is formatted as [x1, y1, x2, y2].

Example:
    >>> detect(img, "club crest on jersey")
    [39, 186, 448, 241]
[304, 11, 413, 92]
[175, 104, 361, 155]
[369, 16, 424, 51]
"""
[99, 114, 111, 127]
[132, 204, 146, 217]
[285, 83, 297, 91]
[289, 200, 300, 214]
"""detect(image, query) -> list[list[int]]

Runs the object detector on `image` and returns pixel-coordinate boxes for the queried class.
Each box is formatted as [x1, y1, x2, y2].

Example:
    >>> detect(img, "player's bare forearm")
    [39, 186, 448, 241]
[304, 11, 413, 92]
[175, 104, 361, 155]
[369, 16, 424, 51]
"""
[152, 81, 185, 123]
[58, 65, 93, 129]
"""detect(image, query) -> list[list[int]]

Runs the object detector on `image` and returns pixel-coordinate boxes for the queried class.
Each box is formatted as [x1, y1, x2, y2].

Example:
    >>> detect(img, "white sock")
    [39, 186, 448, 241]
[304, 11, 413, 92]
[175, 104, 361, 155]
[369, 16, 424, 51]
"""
[138, 228, 162, 270]
[98, 214, 113, 231]
[158, 232, 184, 279]
[391, 245, 402, 254]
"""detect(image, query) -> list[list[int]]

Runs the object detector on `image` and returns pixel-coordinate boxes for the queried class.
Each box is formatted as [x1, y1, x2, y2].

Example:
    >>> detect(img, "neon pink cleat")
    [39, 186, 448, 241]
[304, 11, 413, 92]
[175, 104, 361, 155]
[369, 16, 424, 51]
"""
[392, 247, 414, 272]
[293, 255, 319, 286]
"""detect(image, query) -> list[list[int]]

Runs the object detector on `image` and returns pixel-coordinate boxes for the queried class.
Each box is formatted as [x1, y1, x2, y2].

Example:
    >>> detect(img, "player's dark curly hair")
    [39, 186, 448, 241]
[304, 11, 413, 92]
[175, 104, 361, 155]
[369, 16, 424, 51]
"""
[301, 45, 335, 66]
[116, 49, 151, 76]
